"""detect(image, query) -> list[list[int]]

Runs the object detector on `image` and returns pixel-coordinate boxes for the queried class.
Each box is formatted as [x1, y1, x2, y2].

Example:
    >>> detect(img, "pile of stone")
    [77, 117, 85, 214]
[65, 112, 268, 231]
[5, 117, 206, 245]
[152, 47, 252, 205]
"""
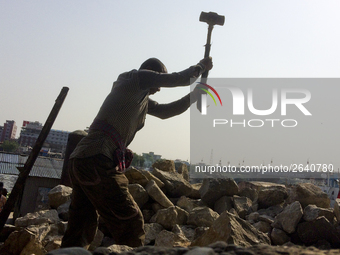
[0, 159, 340, 255]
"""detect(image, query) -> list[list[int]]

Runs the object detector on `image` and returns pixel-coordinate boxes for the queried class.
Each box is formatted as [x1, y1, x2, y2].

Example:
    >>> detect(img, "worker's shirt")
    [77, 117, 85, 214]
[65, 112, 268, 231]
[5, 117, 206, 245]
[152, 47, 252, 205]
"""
[70, 64, 203, 161]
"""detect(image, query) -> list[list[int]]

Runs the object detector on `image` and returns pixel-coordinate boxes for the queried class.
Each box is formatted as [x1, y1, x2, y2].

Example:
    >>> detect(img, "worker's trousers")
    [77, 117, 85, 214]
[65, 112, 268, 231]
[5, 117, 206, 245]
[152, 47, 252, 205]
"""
[61, 154, 145, 249]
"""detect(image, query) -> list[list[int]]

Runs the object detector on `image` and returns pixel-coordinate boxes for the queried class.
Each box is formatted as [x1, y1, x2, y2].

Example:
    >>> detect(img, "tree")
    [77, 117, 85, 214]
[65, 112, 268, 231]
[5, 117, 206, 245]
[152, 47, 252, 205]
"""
[131, 153, 145, 168]
[0, 140, 19, 152]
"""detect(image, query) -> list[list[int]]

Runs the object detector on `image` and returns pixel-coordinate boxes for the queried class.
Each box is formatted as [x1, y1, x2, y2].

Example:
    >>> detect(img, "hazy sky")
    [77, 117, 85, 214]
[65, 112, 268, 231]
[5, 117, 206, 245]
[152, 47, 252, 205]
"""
[1, 1, 340, 162]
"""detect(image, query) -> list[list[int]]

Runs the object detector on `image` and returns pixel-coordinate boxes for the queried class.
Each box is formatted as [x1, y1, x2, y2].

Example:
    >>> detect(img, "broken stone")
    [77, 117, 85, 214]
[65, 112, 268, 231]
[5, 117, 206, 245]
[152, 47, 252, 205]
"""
[152, 168, 192, 197]
[191, 211, 270, 247]
[44, 236, 62, 253]
[303, 204, 334, 222]
[257, 204, 284, 218]
[199, 178, 239, 208]
[258, 214, 274, 224]
[214, 196, 233, 215]
[125, 167, 149, 187]
[177, 163, 189, 181]
[187, 207, 219, 227]
[48, 185, 72, 209]
[176, 196, 204, 212]
[232, 195, 252, 219]
[257, 186, 288, 209]
[152, 159, 176, 173]
[253, 221, 272, 234]
[297, 216, 340, 248]
[246, 212, 259, 222]
[286, 183, 330, 209]
[188, 183, 202, 199]
[150, 206, 188, 230]
[128, 183, 149, 208]
[15, 210, 59, 228]
[142, 209, 154, 223]
[154, 229, 190, 247]
[141, 170, 165, 188]
[145, 179, 173, 208]
[185, 247, 215, 255]
[172, 225, 196, 242]
[272, 201, 303, 234]
[239, 186, 258, 202]
[144, 223, 164, 245]
[271, 228, 290, 245]
[57, 200, 71, 221]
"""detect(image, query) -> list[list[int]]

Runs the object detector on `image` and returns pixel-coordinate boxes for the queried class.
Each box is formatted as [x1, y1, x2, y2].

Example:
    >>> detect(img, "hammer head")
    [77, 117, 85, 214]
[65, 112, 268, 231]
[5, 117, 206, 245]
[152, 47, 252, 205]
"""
[200, 11, 225, 26]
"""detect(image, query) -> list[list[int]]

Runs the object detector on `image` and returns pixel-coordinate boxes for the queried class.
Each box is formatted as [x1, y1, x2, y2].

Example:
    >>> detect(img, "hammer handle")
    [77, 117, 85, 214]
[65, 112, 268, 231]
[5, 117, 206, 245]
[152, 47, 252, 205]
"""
[201, 24, 214, 80]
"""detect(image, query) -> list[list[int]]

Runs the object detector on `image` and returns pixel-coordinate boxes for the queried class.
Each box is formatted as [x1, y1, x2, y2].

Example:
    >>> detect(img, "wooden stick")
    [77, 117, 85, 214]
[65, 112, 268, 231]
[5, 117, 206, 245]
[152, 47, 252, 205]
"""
[0, 87, 69, 230]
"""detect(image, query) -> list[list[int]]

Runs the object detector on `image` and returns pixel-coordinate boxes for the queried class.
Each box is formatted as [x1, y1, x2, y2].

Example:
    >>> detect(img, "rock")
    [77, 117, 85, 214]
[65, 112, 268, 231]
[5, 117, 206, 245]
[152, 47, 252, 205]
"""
[154, 229, 190, 247]
[48, 185, 72, 209]
[15, 210, 59, 227]
[176, 196, 205, 212]
[128, 183, 149, 208]
[232, 195, 252, 219]
[144, 223, 164, 245]
[229, 208, 239, 217]
[272, 201, 303, 234]
[172, 225, 196, 242]
[57, 200, 71, 221]
[146, 180, 174, 208]
[246, 212, 259, 222]
[152, 202, 166, 213]
[57, 221, 68, 235]
[253, 221, 272, 233]
[152, 168, 192, 197]
[188, 183, 202, 199]
[142, 209, 154, 223]
[47, 247, 91, 255]
[257, 186, 288, 209]
[0, 229, 42, 255]
[150, 206, 188, 230]
[141, 170, 165, 188]
[257, 204, 284, 218]
[297, 216, 340, 248]
[303, 204, 335, 222]
[185, 247, 215, 255]
[44, 236, 63, 253]
[152, 159, 176, 173]
[239, 187, 258, 202]
[177, 163, 189, 181]
[199, 179, 239, 208]
[214, 196, 233, 215]
[258, 214, 274, 224]
[271, 228, 291, 245]
[191, 211, 271, 247]
[105, 244, 134, 253]
[286, 183, 330, 209]
[26, 223, 58, 243]
[125, 167, 149, 187]
[187, 207, 219, 227]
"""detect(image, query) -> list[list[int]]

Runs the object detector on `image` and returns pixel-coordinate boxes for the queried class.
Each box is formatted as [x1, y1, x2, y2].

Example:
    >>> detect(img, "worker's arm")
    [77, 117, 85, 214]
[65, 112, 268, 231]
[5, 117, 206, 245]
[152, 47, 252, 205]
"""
[138, 57, 212, 89]
[147, 87, 203, 119]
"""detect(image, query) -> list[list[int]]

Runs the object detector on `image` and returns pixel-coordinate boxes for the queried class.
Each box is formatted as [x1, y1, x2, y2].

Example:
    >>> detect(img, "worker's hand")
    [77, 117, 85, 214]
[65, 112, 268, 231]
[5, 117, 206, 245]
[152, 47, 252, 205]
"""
[199, 57, 213, 71]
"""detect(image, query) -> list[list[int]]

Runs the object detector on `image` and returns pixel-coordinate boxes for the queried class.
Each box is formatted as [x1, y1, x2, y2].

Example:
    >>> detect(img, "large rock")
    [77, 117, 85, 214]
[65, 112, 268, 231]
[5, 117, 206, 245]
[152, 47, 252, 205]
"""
[153, 160, 176, 173]
[286, 183, 330, 208]
[152, 168, 192, 197]
[141, 170, 165, 188]
[199, 179, 239, 208]
[257, 186, 288, 209]
[128, 183, 149, 208]
[214, 196, 233, 215]
[145, 180, 173, 208]
[252, 221, 272, 234]
[144, 223, 164, 245]
[172, 225, 196, 242]
[303, 204, 334, 222]
[270, 228, 290, 245]
[176, 196, 205, 212]
[188, 183, 202, 199]
[48, 185, 72, 209]
[150, 206, 188, 230]
[125, 167, 149, 187]
[191, 211, 271, 247]
[272, 201, 303, 234]
[187, 207, 219, 227]
[297, 216, 340, 248]
[177, 163, 189, 181]
[15, 210, 59, 227]
[232, 196, 252, 219]
[57, 200, 71, 221]
[154, 230, 190, 247]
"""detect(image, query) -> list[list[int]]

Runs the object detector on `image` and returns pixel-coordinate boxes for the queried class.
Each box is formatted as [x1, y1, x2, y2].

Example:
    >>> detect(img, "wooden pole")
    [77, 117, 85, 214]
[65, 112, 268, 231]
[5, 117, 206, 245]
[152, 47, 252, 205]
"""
[0, 87, 69, 230]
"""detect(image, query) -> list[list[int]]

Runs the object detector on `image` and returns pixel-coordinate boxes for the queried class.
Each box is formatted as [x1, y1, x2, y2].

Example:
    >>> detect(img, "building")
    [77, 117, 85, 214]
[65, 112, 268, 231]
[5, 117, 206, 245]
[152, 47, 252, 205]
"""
[18, 121, 70, 155]
[0, 120, 17, 142]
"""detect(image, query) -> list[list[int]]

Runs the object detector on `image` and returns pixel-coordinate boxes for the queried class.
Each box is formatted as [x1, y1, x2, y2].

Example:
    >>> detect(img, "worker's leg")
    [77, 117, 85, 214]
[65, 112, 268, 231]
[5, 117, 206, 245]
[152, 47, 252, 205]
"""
[61, 159, 99, 248]
[78, 155, 145, 247]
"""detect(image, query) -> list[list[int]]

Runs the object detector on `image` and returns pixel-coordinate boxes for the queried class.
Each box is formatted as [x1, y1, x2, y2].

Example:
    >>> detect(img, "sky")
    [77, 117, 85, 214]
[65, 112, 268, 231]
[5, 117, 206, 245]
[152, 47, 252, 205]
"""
[1, 1, 340, 162]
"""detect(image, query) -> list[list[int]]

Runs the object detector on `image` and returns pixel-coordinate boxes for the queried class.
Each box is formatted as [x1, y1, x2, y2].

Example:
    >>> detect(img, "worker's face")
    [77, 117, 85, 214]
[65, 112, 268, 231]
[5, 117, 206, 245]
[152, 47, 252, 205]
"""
[149, 87, 160, 95]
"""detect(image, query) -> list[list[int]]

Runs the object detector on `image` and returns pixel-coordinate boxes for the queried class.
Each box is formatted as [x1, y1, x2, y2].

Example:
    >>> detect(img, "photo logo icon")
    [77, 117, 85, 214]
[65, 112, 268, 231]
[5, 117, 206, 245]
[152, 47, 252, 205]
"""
[197, 82, 222, 115]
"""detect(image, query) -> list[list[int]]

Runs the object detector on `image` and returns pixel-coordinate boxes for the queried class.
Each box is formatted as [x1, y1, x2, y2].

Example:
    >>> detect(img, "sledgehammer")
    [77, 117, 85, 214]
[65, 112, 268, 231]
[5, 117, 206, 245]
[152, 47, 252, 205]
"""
[197, 11, 225, 112]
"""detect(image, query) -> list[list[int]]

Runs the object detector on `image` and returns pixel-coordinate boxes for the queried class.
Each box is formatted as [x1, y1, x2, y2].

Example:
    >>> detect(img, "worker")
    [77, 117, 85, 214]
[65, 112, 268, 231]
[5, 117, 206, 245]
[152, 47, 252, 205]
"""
[61, 57, 213, 249]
